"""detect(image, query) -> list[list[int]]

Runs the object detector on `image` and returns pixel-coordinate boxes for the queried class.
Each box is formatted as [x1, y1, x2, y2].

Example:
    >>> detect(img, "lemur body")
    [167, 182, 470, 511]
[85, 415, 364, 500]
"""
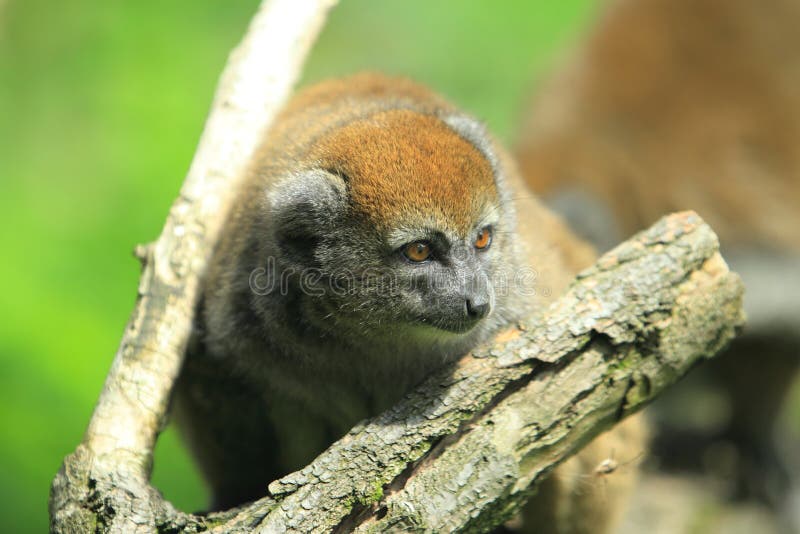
[175, 73, 643, 531]
[516, 0, 800, 509]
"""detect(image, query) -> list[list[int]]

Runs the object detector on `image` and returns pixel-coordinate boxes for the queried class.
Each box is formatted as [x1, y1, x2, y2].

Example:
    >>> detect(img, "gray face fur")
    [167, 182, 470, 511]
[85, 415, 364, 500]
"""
[256, 165, 512, 358]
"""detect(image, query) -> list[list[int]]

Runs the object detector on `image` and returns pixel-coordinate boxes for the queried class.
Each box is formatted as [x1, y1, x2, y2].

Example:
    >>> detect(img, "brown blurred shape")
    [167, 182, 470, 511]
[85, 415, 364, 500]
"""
[515, 0, 800, 522]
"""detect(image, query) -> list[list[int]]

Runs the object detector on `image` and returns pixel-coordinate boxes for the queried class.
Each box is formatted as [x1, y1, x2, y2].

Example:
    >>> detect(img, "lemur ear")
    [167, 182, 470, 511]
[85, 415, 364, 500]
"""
[442, 113, 510, 197]
[268, 169, 347, 267]
[442, 114, 516, 220]
[442, 114, 499, 171]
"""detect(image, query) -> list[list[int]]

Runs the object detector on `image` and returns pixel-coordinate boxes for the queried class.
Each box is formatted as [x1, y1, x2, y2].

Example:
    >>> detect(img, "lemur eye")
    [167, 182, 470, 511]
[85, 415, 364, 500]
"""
[474, 226, 493, 250]
[403, 242, 432, 262]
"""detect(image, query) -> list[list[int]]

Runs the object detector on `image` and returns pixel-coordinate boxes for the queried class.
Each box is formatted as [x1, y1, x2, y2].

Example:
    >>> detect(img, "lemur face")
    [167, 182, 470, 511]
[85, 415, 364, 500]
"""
[268, 109, 511, 341]
[380, 216, 498, 334]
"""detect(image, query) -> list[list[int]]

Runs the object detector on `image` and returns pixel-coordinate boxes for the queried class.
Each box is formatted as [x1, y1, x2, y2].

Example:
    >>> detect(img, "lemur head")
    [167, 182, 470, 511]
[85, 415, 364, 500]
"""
[264, 108, 518, 349]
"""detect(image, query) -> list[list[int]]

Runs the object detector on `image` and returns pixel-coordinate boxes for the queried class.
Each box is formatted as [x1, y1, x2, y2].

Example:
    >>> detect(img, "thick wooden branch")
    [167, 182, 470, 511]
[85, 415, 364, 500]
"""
[218, 211, 742, 533]
[49, 1, 744, 532]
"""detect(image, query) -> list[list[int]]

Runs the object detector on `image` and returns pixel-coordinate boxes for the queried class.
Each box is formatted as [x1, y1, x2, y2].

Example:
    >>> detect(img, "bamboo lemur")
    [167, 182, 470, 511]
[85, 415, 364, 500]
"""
[174, 73, 645, 532]
[516, 0, 800, 510]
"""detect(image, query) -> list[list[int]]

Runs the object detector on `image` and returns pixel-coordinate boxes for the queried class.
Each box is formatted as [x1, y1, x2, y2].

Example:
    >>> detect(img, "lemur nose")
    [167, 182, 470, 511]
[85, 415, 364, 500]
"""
[465, 298, 490, 320]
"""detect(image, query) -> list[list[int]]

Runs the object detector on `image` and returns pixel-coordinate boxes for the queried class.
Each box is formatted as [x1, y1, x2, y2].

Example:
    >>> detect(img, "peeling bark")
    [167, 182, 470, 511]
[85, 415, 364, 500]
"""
[48, 0, 745, 532]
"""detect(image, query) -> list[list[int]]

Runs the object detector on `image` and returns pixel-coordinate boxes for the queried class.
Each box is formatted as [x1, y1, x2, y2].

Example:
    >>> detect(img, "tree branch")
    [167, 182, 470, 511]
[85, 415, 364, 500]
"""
[49, 0, 338, 532]
[48, 1, 745, 532]
[231, 211, 743, 533]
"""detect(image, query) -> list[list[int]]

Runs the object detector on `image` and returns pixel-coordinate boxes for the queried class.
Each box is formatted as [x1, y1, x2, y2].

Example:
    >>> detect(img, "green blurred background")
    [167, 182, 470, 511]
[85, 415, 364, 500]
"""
[0, 1, 597, 531]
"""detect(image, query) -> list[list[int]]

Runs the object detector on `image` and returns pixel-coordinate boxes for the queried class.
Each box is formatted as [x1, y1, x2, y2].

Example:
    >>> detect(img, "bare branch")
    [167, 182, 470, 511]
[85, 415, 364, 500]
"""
[49, 1, 338, 532]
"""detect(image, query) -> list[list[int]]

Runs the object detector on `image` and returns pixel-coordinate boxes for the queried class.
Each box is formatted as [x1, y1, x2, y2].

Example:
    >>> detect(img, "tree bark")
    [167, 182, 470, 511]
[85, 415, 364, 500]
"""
[48, 1, 745, 532]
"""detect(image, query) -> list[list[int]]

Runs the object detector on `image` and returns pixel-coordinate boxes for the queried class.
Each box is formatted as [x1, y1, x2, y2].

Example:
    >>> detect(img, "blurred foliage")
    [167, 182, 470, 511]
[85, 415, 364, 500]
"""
[0, 0, 596, 531]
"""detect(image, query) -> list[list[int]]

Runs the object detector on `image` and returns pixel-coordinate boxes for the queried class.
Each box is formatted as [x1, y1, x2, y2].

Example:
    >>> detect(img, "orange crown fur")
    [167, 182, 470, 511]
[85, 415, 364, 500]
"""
[310, 109, 497, 234]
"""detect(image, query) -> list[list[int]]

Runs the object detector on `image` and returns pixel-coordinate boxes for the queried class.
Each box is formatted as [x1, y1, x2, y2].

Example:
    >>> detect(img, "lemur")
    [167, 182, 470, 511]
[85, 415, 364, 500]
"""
[174, 73, 645, 532]
[516, 0, 800, 510]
